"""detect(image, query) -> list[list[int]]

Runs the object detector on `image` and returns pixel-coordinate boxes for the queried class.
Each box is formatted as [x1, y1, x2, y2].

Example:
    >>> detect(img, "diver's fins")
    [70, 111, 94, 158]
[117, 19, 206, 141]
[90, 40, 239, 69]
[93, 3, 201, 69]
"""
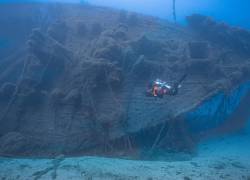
[170, 74, 188, 95]
[177, 74, 188, 86]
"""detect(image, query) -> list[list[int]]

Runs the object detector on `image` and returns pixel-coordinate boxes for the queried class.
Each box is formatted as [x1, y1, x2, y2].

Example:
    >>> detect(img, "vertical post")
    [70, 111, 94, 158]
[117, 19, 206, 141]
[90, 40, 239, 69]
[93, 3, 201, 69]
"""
[173, 0, 177, 23]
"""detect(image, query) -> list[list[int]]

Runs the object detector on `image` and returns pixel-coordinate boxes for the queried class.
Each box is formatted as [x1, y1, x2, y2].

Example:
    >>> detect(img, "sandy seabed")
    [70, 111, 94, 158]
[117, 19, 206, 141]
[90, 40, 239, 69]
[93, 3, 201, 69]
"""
[0, 134, 250, 180]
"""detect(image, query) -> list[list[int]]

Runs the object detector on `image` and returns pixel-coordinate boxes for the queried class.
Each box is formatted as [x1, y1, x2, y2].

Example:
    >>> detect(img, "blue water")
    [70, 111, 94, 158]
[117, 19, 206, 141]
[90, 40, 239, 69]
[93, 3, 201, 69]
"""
[1, 0, 250, 29]
[187, 81, 250, 133]
[90, 0, 250, 29]
[0, 38, 9, 49]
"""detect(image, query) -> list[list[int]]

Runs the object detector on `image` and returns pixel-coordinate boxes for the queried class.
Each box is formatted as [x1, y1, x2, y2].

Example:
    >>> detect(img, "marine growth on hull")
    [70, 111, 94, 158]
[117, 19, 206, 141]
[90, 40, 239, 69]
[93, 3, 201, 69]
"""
[0, 3, 250, 158]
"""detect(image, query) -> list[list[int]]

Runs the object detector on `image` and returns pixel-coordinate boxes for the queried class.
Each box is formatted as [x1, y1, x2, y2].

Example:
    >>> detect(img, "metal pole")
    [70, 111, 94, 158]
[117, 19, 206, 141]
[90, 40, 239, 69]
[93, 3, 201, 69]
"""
[173, 0, 177, 23]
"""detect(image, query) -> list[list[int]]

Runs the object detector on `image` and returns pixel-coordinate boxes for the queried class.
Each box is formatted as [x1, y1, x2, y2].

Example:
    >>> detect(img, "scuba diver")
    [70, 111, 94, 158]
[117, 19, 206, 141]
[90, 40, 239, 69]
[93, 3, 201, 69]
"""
[146, 74, 187, 98]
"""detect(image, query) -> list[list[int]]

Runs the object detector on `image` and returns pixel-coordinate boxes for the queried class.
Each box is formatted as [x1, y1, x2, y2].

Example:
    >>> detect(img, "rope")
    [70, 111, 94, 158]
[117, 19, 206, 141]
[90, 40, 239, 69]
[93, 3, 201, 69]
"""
[149, 121, 167, 153]
[0, 57, 29, 123]
[0, 48, 52, 123]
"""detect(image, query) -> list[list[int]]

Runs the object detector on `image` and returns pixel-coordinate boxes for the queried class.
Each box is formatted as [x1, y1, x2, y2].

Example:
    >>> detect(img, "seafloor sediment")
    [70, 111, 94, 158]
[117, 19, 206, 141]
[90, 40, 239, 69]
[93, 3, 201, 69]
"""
[0, 3, 250, 157]
[0, 133, 250, 180]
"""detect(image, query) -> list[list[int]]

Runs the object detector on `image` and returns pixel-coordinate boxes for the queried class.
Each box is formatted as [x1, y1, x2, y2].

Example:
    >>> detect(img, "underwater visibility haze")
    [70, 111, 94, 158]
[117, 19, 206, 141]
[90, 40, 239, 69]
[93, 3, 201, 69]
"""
[2, 0, 250, 28]
[0, 0, 250, 179]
